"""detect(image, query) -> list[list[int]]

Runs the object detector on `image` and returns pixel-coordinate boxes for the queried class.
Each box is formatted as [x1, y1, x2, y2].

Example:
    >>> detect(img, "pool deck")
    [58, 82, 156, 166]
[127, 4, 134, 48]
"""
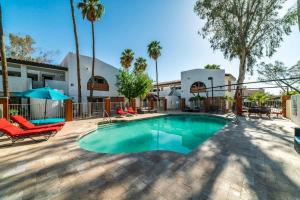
[0, 113, 299, 200]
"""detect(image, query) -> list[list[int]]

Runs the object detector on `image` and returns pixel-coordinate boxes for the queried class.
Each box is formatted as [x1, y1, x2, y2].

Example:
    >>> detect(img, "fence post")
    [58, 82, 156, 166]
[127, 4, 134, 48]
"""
[150, 99, 154, 109]
[105, 98, 111, 115]
[236, 89, 243, 116]
[163, 98, 167, 111]
[282, 95, 290, 118]
[0, 97, 9, 120]
[131, 98, 137, 111]
[180, 98, 185, 111]
[64, 99, 73, 122]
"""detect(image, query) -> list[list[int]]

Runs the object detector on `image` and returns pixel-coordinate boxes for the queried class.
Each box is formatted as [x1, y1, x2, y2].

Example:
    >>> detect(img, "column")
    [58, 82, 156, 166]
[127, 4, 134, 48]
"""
[64, 99, 73, 122]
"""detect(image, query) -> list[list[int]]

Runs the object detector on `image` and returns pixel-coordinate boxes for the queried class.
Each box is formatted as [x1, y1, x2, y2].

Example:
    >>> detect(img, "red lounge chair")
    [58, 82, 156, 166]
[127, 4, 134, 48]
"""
[11, 115, 64, 130]
[116, 107, 127, 116]
[0, 118, 59, 143]
[127, 107, 137, 115]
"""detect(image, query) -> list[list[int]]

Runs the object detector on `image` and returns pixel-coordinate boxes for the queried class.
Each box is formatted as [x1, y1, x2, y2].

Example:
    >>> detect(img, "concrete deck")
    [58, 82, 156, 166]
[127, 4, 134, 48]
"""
[0, 113, 299, 200]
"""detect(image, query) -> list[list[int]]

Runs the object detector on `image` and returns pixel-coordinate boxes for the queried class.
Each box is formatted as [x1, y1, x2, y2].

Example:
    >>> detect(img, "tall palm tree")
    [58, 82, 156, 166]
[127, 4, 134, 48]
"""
[120, 49, 134, 70]
[147, 41, 162, 109]
[0, 4, 9, 98]
[78, 0, 104, 101]
[134, 57, 147, 74]
[298, 0, 300, 31]
[70, 0, 82, 104]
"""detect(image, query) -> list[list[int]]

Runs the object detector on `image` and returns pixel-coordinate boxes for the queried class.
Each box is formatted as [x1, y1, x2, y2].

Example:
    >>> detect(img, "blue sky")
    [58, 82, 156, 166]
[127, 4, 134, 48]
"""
[1, 0, 300, 93]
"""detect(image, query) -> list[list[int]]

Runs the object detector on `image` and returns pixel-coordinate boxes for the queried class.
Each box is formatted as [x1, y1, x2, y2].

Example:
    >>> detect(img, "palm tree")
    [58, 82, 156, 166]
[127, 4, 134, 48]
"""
[0, 4, 9, 98]
[134, 57, 147, 74]
[120, 49, 134, 70]
[147, 41, 162, 109]
[78, 0, 104, 101]
[70, 0, 82, 104]
[298, 0, 300, 31]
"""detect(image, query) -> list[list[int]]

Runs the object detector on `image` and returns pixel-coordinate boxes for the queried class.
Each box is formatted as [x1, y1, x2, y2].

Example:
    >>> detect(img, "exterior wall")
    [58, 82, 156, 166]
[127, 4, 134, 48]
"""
[224, 75, 236, 98]
[0, 62, 67, 94]
[291, 94, 300, 126]
[61, 53, 122, 103]
[181, 69, 226, 107]
[45, 80, 68, 94]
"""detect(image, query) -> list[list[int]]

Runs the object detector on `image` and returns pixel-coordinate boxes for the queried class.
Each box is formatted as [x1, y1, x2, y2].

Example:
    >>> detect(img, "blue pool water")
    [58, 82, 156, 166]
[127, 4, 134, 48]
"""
[79, 115, 227, 154]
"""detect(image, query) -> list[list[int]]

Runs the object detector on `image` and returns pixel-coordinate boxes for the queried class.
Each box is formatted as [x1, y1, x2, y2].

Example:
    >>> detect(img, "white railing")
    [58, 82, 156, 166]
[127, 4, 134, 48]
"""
[9, 103, 65, 120]
[73, 102, 105, 119]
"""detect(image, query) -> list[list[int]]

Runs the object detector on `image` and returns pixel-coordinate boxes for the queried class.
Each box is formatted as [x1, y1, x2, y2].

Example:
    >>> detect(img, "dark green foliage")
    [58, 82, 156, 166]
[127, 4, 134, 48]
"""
[257, 61, 300, 92]
[194, 0, 297, 84]
[204, 64, 220, 69]
[117, 70, 152, 100]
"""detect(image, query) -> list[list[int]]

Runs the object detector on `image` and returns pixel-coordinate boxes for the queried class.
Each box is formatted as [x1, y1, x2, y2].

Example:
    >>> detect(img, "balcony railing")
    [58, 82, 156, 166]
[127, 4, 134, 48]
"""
[87, 83, 109, 91]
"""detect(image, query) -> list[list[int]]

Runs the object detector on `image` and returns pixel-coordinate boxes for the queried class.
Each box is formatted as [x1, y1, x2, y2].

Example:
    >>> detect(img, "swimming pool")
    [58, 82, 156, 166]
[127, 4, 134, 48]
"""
[79, 115, 227, 154]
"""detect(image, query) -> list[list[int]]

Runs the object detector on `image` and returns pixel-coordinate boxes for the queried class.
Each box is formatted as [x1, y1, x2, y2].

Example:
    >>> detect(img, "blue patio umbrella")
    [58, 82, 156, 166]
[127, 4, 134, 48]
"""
[21, 87, 70, 118]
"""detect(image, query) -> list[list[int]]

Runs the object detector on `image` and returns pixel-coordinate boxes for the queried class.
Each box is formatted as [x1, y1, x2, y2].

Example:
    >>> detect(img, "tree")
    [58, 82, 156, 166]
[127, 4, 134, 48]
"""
[257, 61, 300, 93]
[6, 33, 56, 63]
[117, 70, 152, 101]
[147, 41, 162, 109]
[194, 0, 297, 99]
[247, 92, 270, 107]
[204, 64, 220, 69]
[298, 0, 300, 31]
[120, 49, 134, 70]
[70, 0, 82, 104]
[0, 4, 9, 98]
[78, 0, 104, 101]
[134, 57, 147, 74]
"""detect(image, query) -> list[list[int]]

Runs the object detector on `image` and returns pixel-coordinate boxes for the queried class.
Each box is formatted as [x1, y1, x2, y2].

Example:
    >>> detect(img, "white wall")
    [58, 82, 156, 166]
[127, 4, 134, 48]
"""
[291, 94, 300, 126]
[46, 80, 68, 94]
[62, 53, 122, 103]
[181, 69, 226, 106]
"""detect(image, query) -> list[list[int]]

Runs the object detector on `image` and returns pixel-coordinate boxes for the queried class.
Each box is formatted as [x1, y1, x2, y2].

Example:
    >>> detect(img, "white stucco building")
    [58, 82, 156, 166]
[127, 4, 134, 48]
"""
[152, 69, 236, 109]
[61, 53, 122, 103]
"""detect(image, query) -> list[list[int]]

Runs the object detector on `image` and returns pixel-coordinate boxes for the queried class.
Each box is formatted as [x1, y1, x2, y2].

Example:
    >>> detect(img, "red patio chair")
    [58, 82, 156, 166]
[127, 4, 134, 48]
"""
[11, 115, 64, 130]
[127, 107, 137, 115]
[0, 118, 59, 143]
[116, 107, 127, 116]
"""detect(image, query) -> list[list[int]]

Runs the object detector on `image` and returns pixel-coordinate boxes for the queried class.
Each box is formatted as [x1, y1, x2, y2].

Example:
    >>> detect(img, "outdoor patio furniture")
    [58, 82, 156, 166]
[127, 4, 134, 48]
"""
[11, 115, 65, 130]
[294, 128, 300, 154]
[183, 106, 193, 112]
[0, 118, 59, 143]
[248, 106, 271, 119]
[117, 107, 127, 116]
[127, 107, 137, 115]
[30, 118, 65, 125]
[137, 107, 157, 114]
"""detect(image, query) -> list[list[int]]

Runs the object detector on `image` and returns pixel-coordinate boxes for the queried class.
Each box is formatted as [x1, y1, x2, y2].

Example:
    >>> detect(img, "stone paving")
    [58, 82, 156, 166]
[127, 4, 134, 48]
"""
[0, 113, 300, 200]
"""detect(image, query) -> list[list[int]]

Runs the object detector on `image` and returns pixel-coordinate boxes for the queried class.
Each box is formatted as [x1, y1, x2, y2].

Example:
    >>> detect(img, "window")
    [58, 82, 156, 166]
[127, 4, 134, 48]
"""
[0, 70, 21, 77]
[190, 82, 206, 93]
[87, 76, 109, 91]
[27, 73, 38, 81]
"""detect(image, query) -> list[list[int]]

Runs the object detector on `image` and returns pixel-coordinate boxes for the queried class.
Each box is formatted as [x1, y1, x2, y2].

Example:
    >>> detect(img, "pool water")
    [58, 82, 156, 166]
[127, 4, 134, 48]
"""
[79, 115, 227, 154]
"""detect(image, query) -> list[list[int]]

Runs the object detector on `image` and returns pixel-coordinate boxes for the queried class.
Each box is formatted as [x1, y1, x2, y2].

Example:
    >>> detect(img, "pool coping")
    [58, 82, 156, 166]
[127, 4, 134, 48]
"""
[76, 112, 235, 156]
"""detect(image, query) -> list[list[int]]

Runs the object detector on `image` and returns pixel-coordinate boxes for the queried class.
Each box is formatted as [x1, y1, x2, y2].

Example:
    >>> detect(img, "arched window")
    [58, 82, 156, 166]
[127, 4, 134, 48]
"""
[87, 76, 109, 91]
[190, 81, 206, 93]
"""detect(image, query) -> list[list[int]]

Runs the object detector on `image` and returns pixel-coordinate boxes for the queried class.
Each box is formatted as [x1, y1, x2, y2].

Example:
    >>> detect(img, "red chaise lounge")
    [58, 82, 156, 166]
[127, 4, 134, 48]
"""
[116, 107, 127, 116]
[0, 118, 59, 143]
[11, 115, 64, 130]
[127, 107, 137, 115]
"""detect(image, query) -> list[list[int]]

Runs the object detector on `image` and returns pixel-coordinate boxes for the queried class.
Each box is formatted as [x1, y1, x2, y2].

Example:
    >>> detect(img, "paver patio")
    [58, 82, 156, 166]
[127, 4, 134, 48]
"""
[0, 113, 299, 200]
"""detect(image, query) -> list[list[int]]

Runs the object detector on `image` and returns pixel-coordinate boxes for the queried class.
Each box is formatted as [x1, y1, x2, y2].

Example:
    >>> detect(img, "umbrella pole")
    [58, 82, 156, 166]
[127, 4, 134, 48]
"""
[44, 99, 47, 119]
